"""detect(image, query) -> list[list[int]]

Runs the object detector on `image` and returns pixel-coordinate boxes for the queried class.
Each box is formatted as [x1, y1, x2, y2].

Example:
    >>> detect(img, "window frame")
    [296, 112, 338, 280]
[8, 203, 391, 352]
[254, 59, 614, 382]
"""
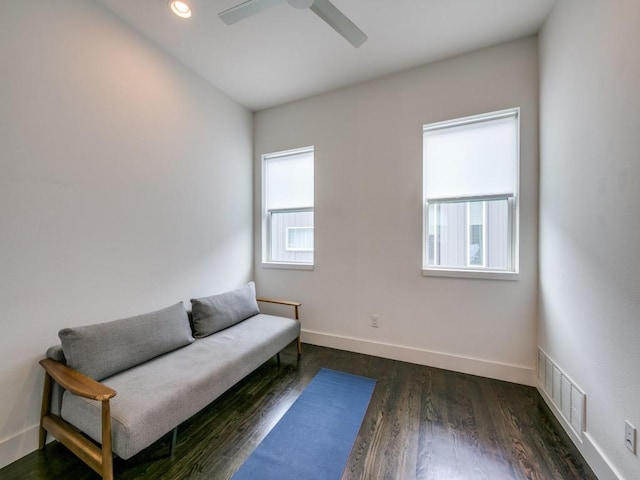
[422, 108, 520, 280]
[261, 146, 315, 270]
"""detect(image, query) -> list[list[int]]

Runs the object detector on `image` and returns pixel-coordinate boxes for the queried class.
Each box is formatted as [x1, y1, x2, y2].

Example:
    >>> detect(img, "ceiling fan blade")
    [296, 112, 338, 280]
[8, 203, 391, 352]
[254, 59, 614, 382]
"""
[309, 0, 367, 48]
[219, 0, 285, 25]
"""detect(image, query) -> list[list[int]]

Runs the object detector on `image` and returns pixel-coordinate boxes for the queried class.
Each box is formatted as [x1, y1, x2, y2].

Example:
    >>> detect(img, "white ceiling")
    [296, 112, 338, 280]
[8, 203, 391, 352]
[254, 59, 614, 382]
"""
[95, 0, 557, 111]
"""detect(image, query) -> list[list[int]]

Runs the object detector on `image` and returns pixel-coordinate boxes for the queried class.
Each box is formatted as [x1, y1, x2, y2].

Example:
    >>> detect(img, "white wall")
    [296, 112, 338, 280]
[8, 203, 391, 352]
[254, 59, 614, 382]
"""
[539, 1, 640, 479]
[0, 0, 253, 468]
[254, 38, 539, 386]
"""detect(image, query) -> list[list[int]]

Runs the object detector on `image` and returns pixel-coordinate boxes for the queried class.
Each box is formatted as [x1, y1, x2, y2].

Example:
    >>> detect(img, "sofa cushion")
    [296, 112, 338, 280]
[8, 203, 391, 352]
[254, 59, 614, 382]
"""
[59, 302, 194, 381]
[191, 282, 260, 338]
[61, 314, 301, 460]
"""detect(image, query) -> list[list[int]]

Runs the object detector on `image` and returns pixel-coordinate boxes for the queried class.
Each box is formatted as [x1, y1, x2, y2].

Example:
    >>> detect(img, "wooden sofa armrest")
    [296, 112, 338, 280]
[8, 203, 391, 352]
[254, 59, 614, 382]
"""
[39, 358, 116, 479]
[256, 297, 302, 356]
[256, 297, 301, 322]
[39, 358, 116, 401]
[256, 297, 302, 308]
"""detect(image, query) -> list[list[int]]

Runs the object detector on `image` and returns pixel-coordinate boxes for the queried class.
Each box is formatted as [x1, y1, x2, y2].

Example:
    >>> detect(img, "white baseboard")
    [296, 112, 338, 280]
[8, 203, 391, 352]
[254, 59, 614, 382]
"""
[582, 432, 626, 480]
[301, 329, 536, 386]
[0, 424, 40, 470]
[537, 385, 624, 480]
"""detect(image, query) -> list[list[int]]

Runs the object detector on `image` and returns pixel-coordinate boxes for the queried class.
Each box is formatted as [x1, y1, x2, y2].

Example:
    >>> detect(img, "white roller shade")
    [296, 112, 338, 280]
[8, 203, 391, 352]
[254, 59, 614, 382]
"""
[265, 150, 314, 210]
[424, 112, 518, 200]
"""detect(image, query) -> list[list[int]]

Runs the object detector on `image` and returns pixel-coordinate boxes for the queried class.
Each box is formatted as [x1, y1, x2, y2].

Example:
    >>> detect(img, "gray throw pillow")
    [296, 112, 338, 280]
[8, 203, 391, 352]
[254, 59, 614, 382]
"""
[59, 302, 194, 381]
[190, 282, 260, 338]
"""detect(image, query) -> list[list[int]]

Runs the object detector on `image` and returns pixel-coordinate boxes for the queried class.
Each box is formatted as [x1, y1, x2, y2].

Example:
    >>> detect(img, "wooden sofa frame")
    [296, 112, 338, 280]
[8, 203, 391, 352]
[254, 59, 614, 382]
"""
[38, 297, 301, 480]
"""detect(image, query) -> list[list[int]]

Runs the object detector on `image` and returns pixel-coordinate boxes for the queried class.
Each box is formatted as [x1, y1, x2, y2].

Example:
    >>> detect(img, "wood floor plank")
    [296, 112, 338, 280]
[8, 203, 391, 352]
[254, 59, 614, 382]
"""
[1, 344, 597, 480]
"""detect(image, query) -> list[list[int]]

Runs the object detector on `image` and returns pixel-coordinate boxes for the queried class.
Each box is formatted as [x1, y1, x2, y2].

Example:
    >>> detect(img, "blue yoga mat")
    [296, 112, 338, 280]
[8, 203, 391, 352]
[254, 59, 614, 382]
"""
[231, 368, 376, 480]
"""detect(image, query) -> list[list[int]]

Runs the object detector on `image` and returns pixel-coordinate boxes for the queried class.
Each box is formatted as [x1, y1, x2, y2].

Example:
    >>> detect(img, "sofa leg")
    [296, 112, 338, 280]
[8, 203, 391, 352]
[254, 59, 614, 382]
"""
[276, 352, 281, 366]
[170, 427, 178, 457]
[39, 373, 52, 449]
[293, 305, 302, 357]
[101, 400, 114, 480]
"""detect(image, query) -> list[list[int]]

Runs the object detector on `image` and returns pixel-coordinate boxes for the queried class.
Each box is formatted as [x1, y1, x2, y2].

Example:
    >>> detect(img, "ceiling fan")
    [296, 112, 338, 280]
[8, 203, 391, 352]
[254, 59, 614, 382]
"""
[218, 0, 368, 48]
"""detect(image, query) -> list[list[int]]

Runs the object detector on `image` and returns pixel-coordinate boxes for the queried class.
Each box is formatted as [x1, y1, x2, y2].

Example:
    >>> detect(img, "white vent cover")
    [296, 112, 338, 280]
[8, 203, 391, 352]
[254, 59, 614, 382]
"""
[537, 347, 585, 439]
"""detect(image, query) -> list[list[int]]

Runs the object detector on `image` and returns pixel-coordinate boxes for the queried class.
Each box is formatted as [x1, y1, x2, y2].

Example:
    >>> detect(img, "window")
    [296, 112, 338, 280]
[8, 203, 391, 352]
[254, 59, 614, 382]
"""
[423, 109, 519, 279]
[262, 147, 314, 267]
[286, 227, 314, 252]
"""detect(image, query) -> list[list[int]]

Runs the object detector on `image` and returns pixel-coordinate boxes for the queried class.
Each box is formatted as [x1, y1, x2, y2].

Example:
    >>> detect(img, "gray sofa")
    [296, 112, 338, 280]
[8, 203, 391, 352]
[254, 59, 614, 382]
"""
[38, 282, 301, 480]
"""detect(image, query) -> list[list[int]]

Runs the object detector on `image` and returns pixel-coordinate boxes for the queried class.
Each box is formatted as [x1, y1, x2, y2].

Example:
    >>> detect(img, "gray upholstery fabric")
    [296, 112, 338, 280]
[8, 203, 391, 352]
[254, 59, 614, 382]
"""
[60, 314, 300, 460]
[46, 345, 66, 364]
[59, 302, 194, 381]
[45, 345, 67, 415]
[191, 282, 260, 338]
[47, 345, 67, 415]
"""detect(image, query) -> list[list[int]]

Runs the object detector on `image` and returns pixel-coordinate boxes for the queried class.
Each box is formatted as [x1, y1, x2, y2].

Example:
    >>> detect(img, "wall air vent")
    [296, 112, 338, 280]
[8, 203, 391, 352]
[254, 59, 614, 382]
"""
[537, 347, 585, 440]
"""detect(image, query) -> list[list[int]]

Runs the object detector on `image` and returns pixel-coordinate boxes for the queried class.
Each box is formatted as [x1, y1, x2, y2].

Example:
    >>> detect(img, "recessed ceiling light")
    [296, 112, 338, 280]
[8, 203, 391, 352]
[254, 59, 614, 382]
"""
[169, 0, 192, 19]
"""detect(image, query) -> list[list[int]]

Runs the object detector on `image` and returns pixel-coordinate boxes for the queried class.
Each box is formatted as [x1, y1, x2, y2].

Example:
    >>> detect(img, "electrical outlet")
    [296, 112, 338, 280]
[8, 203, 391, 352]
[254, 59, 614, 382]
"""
[625, 420, 636, 454]
[370, 315, 379, 328]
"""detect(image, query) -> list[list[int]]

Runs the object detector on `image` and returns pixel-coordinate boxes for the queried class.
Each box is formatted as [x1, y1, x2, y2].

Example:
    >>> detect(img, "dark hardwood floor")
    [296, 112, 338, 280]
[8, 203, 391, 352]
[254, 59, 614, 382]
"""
[1, 344, 597, 480]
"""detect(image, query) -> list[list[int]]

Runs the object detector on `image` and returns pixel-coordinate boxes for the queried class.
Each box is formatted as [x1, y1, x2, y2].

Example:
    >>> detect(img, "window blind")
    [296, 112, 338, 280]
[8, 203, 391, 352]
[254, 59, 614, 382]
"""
[423, 112, 518, 201]
[265, 150, 314, 210]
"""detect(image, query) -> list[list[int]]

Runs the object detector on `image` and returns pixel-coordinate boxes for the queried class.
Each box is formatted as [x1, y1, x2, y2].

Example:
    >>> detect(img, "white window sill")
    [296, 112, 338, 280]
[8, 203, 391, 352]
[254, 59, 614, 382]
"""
[262, 262, 314, 271]
[422, 268, 519, 281]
